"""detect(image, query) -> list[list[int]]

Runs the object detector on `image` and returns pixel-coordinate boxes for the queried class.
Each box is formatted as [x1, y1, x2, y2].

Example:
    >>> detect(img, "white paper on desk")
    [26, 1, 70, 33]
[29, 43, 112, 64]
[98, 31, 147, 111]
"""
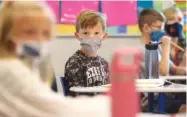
[169, 83, 187, 88]
[136, 79, 165, 88]
[102, 79, 165, 88]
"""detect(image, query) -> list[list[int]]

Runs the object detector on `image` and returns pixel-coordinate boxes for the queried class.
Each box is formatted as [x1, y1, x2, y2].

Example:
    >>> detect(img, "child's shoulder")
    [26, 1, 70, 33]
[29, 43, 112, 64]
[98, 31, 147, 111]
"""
[97, 56, 108, 64]
[65, 50, 85, 66]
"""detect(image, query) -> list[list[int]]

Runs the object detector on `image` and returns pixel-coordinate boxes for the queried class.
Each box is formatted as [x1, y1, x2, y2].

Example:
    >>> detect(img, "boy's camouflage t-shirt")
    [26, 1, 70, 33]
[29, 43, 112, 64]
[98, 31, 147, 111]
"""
[64, 50, 109, 92]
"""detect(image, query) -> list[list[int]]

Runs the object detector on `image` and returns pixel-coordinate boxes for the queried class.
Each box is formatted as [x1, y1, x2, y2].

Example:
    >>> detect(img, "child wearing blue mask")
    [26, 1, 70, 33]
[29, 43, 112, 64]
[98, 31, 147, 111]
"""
[163, 7, 186, 67]
[64, 10, 109, 96]
[138, 9, 171, 76]
[163, 7, 186, 113]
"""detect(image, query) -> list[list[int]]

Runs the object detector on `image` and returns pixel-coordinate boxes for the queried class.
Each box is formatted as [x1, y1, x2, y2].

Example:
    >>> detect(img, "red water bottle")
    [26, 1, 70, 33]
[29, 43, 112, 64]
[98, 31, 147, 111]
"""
[110, 47, 142, 117]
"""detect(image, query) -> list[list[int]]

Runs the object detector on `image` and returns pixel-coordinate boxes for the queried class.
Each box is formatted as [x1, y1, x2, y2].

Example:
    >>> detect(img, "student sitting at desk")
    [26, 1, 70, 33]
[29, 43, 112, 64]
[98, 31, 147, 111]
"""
[163, 7, 186, 113]
[64, 10, 109, 96]
[138, 8, 171, 78]
[163, 7, 186, 72]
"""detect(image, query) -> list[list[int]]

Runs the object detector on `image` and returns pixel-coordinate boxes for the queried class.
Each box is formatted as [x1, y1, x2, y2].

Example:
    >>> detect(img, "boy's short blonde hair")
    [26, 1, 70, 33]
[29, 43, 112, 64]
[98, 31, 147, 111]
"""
[0, 1, 55, 55]
[138, 9, 164, 32]
[163, 7, 178, 21]
[75, 10, 106, 32]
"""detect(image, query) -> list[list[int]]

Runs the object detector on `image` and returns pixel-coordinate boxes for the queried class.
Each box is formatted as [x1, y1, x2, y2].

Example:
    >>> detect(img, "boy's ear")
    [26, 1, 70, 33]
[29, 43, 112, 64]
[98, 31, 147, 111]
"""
[103, 33, 108, 39]
[74, 32, 80, 40]
[143, 24, 150, 33]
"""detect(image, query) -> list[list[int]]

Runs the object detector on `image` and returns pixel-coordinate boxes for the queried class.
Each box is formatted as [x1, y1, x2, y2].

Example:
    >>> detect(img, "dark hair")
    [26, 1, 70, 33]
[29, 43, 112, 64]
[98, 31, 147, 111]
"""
[138, 9, 164, 32]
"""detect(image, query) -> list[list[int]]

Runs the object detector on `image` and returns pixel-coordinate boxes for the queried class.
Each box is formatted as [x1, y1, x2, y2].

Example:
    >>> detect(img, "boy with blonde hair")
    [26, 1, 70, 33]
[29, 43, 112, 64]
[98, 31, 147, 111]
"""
[64, 10, 109, 96]
[163, 7, 186, 67]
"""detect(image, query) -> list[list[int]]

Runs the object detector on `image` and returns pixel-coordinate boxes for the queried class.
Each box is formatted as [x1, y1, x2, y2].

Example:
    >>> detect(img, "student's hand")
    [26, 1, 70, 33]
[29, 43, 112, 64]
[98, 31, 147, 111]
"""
[161, 36, 171, 48]
[159, 36, 171, 76]
[178, 104, 186, 113]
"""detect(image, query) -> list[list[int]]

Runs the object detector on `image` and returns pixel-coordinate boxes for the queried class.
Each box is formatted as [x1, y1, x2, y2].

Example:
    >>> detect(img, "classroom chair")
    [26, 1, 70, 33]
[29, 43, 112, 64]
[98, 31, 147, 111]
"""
[60, 77, 68, 96]
[158, 92, 186, 113]
[52, 76, 68, 96]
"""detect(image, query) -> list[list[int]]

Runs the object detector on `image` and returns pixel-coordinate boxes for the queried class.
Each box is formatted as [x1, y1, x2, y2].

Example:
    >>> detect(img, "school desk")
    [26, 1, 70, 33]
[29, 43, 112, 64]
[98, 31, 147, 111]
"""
[70, 83, 186, 93]
[160, 76, 186, 80]
[70, 79, 186, 113]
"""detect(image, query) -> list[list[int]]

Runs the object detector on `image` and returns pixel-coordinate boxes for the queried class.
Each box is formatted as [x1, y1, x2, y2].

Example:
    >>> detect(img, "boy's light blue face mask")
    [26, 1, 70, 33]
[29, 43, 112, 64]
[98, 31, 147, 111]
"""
[80, 38, 102, 53]
[150, 30, 165, 42]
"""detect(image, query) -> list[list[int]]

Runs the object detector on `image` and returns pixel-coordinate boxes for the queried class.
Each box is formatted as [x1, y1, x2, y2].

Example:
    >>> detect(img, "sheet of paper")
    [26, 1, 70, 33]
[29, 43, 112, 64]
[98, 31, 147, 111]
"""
[137, 1, 153, 14]
[61, 1, 98, 24]
[153, 1, 163, 12]
[102, 1, 137, 25]
[107, 26, 118, 34]
[117, 26, 127, 33]
[46, 1, 59, 22]
[127, 25, 140, 34]
[56, 24, 75, 34]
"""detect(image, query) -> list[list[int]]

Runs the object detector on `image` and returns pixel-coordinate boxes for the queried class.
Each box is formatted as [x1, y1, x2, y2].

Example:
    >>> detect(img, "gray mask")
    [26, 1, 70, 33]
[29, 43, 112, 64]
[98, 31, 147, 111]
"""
[80, 38, 102, 52]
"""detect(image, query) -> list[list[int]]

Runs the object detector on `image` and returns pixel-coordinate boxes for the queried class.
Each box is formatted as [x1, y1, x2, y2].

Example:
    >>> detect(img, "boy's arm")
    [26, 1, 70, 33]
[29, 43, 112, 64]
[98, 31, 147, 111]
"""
[179, 51, 186, 67]
[170, 64, 186, 75]
[138, 57, 146, 79]
[103, 60, 110, 83]
[64, 58, 83, 94]
[159, 36, 171, 76]
[169, 51, 186, 75]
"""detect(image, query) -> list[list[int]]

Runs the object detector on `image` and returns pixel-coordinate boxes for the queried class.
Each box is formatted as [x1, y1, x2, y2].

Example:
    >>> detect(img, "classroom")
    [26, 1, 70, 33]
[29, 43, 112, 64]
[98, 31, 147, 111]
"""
[0, 0, 186, 117]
